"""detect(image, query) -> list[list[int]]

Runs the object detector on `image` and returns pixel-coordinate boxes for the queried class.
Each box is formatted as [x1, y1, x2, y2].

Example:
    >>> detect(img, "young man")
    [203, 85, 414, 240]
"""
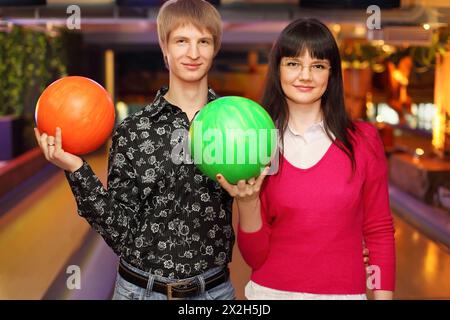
[34, 0, 235, 300]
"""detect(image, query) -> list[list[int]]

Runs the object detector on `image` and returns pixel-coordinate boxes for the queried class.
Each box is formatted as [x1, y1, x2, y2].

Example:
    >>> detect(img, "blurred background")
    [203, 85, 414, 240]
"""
[0, 0, 449, 300]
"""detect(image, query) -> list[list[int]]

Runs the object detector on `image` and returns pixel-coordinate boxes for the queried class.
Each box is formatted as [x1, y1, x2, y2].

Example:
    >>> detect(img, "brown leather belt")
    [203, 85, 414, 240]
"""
[118, 262, 229, 299]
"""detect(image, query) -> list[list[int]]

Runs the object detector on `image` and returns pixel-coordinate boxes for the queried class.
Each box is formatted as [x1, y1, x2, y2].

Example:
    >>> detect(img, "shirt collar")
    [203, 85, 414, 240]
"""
[146, 86, 219, 118]
[286, 120, 328, 144]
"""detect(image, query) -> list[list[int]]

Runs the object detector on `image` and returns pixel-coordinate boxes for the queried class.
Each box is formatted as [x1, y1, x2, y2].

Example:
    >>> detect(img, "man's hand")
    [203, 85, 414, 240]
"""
[34, 127, 84, 173]
[363, 247, 370, 267]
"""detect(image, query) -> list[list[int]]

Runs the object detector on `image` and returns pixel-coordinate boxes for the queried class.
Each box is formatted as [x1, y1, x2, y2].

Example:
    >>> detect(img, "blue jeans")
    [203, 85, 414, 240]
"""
[112, 262, 235, 300]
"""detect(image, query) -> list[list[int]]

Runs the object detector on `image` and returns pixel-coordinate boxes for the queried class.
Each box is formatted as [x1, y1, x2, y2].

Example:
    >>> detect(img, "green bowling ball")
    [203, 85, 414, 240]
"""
[189, 96, 277, 184]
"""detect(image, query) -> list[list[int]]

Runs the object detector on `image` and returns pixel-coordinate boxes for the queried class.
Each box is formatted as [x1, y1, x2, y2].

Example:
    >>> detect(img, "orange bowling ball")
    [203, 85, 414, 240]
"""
[35, 76, 115, 155]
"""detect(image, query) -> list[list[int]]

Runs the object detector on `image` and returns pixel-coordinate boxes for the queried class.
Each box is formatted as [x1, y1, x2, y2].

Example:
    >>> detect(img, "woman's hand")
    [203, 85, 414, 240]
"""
[216, 167, 270, 203]
[373, 290, 394, 300]
[34, 127, 84, 173]
[216, 167, 270, 233]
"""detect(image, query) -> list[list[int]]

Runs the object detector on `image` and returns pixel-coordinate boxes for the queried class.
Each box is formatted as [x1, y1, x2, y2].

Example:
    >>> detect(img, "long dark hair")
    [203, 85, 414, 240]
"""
[262, 18, 357, 171]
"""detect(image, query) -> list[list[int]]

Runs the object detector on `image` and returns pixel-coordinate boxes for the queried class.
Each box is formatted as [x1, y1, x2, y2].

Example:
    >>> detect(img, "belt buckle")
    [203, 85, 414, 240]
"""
[166, 280, 191, 300]
[166, 283, 174, 300]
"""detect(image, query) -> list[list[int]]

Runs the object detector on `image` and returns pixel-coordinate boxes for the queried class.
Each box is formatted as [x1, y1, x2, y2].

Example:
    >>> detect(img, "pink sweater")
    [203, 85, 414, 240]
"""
[238, 122, 396, 294]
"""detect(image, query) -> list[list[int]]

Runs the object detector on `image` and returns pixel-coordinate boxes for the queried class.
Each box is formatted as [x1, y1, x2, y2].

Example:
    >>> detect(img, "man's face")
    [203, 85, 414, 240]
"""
[163, 24, 215, 83]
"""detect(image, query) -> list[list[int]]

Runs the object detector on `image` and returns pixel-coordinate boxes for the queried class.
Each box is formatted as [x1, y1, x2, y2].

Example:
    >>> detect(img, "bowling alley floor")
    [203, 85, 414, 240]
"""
[0, 144, 449, 299]
[391, 214, 450, 299]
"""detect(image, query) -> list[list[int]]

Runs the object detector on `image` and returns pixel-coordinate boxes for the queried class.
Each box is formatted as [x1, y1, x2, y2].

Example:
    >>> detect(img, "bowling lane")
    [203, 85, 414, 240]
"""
[0, 145, 110, 299]
[392, 213, 450, 299]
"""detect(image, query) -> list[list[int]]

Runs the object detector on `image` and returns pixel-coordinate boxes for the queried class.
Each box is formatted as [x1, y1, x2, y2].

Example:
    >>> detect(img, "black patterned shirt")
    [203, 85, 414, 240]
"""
[65, 87, 234, 279]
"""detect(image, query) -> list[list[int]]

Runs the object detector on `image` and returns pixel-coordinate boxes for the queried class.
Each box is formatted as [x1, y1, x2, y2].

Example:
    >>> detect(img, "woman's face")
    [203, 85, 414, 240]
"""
[279, 50, 331, 107]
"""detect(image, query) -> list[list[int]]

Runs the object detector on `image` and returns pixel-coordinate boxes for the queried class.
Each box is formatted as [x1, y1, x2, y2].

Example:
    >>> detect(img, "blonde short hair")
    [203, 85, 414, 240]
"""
[157, 0, 222, 56]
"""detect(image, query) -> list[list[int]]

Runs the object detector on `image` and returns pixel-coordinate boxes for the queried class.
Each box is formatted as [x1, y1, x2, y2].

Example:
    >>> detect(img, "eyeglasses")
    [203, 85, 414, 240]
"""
[280, 59, 331, 76]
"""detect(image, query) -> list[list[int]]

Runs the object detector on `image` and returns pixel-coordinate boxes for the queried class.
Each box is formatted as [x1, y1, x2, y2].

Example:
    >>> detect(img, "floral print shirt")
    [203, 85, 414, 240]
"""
[65, 87, 234, 279]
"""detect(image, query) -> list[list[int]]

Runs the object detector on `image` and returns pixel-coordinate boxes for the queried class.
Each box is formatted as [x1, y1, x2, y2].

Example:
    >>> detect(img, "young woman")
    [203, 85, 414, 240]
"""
[217, 18, 395, 300]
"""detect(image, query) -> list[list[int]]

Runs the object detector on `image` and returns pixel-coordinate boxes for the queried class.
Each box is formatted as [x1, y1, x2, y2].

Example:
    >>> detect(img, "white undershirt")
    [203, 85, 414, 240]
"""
[282, 120, 333, 169]
[245, 281, 367, 300]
